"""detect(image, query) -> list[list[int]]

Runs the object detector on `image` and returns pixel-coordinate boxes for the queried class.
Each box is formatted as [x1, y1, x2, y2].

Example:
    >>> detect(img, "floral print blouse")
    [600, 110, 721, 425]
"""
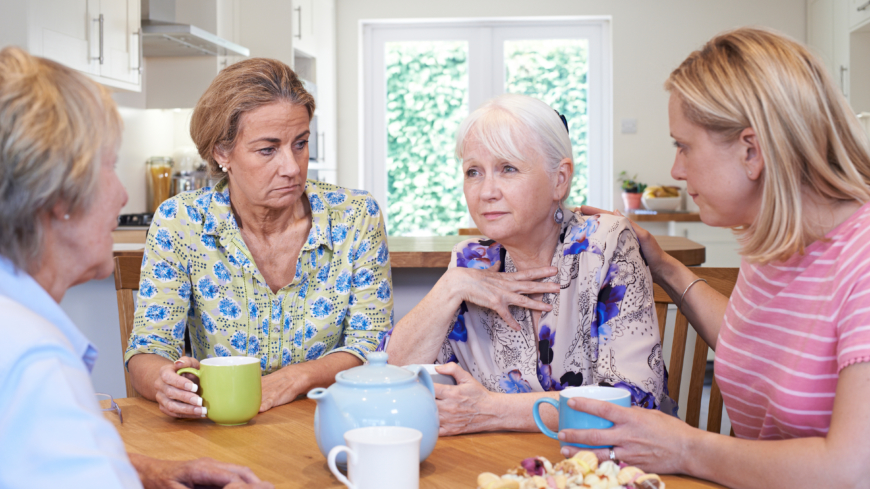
[124, 179, 393, 374]
[389, 211, 673, 412]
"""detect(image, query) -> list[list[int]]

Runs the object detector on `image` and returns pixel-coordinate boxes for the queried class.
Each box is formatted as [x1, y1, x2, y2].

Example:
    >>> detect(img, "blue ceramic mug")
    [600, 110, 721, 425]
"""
[532, 386, 631, 449]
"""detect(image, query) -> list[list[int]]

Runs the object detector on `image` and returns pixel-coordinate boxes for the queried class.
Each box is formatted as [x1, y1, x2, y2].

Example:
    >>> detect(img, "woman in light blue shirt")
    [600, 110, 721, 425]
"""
[0, 47, 270, 489]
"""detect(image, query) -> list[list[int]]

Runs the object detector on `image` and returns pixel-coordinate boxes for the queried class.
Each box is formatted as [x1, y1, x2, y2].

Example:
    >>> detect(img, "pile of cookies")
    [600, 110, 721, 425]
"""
[476, 451, 664, 489]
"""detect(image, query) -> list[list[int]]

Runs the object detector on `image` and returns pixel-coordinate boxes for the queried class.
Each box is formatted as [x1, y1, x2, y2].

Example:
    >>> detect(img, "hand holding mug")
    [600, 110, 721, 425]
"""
[533, 386, 631, 449]
[154, 356, 205, 419]
[177, 357, 262, 425]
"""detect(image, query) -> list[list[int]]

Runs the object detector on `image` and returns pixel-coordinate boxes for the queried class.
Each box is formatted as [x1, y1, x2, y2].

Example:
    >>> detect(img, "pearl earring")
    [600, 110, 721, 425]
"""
[221, 165, 228, 173]
[63, 214, 70, 220]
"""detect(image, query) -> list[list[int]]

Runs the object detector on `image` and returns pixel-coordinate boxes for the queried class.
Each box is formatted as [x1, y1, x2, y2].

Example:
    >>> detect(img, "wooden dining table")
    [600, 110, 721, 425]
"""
[103, 397, 725, 489]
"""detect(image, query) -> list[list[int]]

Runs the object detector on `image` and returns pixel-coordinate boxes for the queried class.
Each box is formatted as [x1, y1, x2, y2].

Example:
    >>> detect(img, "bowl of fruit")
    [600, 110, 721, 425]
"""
[642, 186, 682, 211]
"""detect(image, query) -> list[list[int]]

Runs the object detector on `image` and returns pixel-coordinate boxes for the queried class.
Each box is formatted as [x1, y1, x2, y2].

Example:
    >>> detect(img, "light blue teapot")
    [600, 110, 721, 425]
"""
[307, 352, 439, 465]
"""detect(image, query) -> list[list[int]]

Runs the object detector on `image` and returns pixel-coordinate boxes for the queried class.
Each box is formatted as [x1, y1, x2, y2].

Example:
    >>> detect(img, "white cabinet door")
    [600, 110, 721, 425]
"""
[292, 0, 315, 55]
[807, 0, 851, 98]
[850, 0, 870, 29]
[97, 0, 140, 85]
[31, 0, 100, 76]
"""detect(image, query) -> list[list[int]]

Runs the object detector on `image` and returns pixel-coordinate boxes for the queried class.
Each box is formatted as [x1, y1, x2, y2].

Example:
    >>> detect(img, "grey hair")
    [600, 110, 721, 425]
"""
[0, 46, 122, 272]
[455, 93, 573, 200]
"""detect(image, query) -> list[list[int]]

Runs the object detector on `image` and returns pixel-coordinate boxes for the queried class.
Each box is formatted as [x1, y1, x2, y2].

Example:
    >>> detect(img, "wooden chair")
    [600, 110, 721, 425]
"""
[458, 227, 482, 236]
[113, 253, 145, 398]
[654, 267, 738, 434]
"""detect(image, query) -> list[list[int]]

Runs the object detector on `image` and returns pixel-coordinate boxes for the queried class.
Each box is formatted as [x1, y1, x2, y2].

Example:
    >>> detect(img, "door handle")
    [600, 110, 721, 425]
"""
[859, 1, 870, 11]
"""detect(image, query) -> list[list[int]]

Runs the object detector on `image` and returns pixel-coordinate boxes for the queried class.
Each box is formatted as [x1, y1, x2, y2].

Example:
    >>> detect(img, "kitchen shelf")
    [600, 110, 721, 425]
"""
[627, 211, 702, 222]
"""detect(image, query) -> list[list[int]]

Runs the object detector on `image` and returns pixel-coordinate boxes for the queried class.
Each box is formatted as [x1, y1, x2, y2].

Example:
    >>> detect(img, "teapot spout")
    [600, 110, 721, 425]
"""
[308, 387, 331, 404]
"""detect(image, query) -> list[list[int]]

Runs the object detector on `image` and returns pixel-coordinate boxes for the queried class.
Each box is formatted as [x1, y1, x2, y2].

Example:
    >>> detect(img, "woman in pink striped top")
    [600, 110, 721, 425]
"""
[562, 28, 870, 488]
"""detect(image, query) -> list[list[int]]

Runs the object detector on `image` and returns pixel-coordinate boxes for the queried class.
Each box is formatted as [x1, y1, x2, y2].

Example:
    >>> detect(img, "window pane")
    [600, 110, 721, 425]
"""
[504, 39, 589, 207]
[386, 41, 469, 236]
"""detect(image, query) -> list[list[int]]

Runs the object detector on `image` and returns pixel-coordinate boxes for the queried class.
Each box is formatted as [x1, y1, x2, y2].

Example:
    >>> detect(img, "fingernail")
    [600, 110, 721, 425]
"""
[175, 360, 183, 366]
[561, 447, 570, 457]
[187, 383, 198, 393]
[200, 407, 207, 417]
[192, 396, 203, 406]
[558, 431, 566, 441]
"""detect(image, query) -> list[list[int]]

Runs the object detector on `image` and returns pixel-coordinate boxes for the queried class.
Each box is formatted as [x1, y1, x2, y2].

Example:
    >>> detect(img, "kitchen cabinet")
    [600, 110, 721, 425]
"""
[292, 0, 316, 56]
[849, 0, 870, 29]
[0, 0, 141, 91]
[808, 0, 851, 98]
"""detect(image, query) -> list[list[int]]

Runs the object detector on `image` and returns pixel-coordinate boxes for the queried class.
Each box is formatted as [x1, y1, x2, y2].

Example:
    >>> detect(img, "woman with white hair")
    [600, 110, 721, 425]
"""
[384, 93, 672, 435]
[0, 47, 271, 487]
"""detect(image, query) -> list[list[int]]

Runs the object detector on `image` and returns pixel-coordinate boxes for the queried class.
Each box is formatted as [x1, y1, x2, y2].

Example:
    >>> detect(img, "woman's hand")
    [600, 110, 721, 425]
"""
[259, 367, 306, 412]
[577, 205, 673, 282]
[153, 357, 205, 419]
[445, 263, 560, 331]
[557, 396, 696, 475]
[433, 363, 504, 436]
[129, 453, 274, 489]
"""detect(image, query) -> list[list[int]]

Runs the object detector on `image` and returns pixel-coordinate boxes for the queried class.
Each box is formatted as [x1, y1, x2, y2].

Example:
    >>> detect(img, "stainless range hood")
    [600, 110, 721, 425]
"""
[142, 0, 249, 57]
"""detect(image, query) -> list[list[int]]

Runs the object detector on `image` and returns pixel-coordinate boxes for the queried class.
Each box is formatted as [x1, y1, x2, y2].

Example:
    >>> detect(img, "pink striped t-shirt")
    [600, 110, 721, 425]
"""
[715, 202, 870, 440]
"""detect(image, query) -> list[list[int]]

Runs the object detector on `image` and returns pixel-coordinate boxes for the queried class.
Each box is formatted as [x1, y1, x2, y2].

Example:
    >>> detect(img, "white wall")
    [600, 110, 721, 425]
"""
[335, 0, 807, 211]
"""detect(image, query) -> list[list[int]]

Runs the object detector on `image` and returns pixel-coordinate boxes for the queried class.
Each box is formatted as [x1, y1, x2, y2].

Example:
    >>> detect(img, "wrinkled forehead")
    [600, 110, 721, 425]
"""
[458, 110, 536, 165]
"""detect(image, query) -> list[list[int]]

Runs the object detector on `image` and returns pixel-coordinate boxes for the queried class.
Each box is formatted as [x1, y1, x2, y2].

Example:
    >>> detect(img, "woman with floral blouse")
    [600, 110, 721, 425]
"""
[384, 93, 674, 435]
[126, 58, 392, 418]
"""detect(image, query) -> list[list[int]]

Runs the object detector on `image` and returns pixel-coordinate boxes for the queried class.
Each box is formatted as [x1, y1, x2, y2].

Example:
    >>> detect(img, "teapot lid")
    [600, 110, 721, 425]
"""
[336, 352, 414, 385]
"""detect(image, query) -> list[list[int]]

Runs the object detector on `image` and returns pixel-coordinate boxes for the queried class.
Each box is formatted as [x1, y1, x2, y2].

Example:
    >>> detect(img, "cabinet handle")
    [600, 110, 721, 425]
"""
[840, 65, 849, 97]
[132, 28, 143, 74]
[92, 14, 104, 64]
[859, 1, 870, 11]
[319, 132, 325, 162]
[295, 6, 302, 40]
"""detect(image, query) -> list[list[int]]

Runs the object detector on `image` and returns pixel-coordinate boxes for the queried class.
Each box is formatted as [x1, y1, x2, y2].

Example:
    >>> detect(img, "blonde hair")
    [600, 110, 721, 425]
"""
[190, 58, 315, 176]
[455, 93, 574, 201]
[666, 28, 870, 263]
[0, 46, 122, 272]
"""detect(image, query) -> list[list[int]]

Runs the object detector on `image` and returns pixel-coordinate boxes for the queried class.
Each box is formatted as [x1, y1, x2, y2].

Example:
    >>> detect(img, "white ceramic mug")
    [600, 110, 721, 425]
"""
[327, 426, 422, 489]
[403, 364, 457, 385]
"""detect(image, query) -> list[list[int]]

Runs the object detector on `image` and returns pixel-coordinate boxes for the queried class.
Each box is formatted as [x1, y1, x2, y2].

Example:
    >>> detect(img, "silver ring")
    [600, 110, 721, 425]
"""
[609, 448, 616, 461]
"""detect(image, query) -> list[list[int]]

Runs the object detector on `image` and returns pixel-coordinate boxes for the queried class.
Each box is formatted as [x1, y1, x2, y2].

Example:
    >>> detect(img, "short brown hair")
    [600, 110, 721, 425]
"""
[0, 46, 122, 272]
[190, 58, 315, 176]
[666, 28, 870, 263]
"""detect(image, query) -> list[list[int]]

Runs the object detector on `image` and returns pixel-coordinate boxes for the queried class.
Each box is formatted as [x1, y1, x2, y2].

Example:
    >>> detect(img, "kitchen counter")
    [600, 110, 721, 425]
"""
[113, 232, 705, 267]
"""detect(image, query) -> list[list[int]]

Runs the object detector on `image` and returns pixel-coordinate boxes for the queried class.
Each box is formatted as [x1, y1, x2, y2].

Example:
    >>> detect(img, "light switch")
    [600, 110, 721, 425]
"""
[621, 118, 638, 134]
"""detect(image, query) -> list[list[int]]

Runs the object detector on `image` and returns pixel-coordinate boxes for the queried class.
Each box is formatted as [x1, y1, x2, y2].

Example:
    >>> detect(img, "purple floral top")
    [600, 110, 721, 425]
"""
[438, 212, 674, 412]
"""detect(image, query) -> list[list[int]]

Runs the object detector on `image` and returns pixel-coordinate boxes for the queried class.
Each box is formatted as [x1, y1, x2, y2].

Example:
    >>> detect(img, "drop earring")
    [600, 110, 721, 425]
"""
[221, 165, 228, 173]
[554, 207, 564, 224]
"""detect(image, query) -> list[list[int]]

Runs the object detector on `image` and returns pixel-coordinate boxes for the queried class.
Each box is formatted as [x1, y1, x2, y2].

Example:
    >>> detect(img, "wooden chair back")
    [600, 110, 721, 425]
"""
[654, 267, 738, 434]
[113, 253, 145, 398]
[458, 227, 482, 236]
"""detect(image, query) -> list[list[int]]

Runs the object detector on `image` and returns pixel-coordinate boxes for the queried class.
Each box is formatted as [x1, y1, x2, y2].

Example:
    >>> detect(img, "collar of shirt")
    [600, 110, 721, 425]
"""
[202, 178, 336, 252]
[0, 255, 99, 372]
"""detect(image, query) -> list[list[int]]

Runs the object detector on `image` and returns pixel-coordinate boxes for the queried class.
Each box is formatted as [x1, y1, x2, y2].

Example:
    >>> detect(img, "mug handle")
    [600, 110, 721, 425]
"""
[327, 445, 356, 489]
[533, 397, 560, 440]
[176, 367, 201, 392]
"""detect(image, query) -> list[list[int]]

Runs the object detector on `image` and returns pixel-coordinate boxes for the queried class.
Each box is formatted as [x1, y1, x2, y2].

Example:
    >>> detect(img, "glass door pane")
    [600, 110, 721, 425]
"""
[504, 39, 589, 207]
[385, 41, 469, 236]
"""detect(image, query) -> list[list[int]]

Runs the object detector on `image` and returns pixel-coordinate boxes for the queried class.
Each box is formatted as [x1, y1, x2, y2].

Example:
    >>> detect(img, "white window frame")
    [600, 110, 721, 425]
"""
[360, 17, 613, 228]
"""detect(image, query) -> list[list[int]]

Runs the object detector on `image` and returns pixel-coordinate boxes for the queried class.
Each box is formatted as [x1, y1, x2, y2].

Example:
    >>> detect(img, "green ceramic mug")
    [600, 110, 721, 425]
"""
[177, 356, 262, 426]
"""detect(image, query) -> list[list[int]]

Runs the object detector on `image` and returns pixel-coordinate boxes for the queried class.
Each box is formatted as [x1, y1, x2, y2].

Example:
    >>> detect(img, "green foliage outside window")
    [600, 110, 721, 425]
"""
[385, 39, 590, 236]
[386, 41, 469, 236]
[505, 39, 589, 208]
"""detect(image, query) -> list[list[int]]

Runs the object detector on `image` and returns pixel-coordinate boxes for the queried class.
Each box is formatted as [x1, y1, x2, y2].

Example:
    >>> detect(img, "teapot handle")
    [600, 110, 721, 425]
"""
[407, 365, 435, 396]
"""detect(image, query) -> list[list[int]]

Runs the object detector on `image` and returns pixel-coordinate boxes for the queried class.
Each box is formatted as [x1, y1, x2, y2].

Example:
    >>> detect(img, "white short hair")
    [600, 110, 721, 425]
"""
[455, 93, 573, 200]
